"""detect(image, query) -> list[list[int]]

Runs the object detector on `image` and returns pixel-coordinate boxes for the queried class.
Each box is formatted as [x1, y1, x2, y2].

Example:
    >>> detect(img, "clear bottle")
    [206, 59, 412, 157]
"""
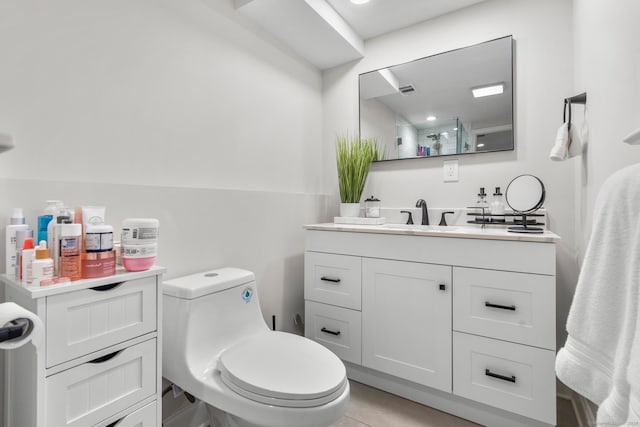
[490, 187, 506, 222]
[476, 188, 489, 223]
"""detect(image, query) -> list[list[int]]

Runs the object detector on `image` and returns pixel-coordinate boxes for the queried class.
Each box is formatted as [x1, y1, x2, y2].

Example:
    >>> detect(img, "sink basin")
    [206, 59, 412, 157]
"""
[381, 224, 459, 231]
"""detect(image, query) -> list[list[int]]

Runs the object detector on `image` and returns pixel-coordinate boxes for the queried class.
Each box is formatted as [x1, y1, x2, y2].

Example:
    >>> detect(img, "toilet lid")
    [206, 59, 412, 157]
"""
[219, 332, 347, 408]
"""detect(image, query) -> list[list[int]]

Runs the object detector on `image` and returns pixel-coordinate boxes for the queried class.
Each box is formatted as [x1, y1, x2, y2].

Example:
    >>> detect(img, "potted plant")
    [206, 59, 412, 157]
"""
[336, 134, 384, 217]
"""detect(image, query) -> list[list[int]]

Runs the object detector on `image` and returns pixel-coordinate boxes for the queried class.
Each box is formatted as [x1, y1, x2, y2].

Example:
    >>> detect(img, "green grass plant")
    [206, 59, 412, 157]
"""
[336, 135, 384, 203]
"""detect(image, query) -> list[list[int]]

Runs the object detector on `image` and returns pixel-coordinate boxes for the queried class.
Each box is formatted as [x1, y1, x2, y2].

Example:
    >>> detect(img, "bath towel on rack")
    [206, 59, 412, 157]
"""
[556, 163, 640, 425]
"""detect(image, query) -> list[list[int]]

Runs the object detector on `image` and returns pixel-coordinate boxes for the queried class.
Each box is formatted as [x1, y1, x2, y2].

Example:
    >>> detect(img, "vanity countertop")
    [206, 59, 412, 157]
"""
[304, 223, 560, 243]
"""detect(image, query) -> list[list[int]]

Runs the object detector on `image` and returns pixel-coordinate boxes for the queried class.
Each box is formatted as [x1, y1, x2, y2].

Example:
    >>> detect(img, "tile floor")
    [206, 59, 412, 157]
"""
[331, 380, 580, 427]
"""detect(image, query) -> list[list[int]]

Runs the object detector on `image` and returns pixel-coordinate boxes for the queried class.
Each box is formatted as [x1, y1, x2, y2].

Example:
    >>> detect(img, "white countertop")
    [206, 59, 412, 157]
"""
[1, 265, 167, 299]
[304, 223, 560, 243]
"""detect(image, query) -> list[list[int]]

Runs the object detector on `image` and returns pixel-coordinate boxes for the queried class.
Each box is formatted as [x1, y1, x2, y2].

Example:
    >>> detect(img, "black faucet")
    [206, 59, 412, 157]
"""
[401, 210, 414, 224]
[439, 211, 455, 226]
[416, 199, 429, 225]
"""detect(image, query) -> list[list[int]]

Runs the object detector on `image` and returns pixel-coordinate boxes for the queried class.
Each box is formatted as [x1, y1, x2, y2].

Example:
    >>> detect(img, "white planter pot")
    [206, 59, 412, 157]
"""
[340, 203, 361, 217]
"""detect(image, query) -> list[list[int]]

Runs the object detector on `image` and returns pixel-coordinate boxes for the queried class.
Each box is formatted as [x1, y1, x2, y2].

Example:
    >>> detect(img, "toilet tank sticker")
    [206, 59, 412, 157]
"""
[242, 287, 253, 303]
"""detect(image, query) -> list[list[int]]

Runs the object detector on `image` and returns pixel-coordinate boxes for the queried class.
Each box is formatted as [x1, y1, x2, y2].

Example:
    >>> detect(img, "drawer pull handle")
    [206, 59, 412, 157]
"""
[485, 369, 516, 383]
[320, 276, 341, 283]
[321, 327, 341, 336]
[88, 350, 123, 364]
[90, 282, 125, 292]
[105, 418, 124, 427]
[485, 301, 516, 311]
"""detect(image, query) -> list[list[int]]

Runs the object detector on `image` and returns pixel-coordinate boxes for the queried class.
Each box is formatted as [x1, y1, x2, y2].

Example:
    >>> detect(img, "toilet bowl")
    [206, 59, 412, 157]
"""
[162, 268, 349, 427]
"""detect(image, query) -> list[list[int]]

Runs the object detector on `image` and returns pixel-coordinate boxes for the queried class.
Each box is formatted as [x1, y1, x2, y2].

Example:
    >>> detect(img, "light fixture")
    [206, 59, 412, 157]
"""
[477, 143, 485, 148]
[426, 115, 436, 121]
[350, 0, 370, 4]
[472, 83, 504, 98]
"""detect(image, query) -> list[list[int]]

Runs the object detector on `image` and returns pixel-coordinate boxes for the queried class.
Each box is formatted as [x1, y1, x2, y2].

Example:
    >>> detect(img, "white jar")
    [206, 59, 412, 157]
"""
[121, 218, 159, 244]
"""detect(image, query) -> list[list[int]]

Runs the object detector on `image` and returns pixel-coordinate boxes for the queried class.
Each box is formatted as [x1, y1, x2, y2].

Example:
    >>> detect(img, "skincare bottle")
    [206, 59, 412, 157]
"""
[32, 241, 54, 284]
[5, 208, 29, 275]
[14, 228, 34, 278]
[58, 223, 82, 281]
[20, 238, 36, 282]
[490, 187, 506, 222]
[37, 200, 60, 244]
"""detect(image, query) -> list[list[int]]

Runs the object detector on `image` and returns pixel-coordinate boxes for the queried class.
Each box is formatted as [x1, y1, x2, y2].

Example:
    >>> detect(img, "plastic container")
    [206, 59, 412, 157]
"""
[122, 242, 157, 272]
[32, 241, 54, 283]
[81, 250, 116, 279]
[20, 238, 36, 282]
[121, 218, 159, 244]
[59, 223, 82, 281]
[37, 200, 60, 244]
[14, 228, 34, 279]
[85, 224, 114, 252]
[5, 208, 29, 276]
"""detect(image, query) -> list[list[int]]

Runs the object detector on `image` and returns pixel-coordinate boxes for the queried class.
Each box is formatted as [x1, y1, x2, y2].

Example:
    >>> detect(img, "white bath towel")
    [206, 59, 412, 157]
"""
[550, 122, 569, 161]
[556, 163, 640, 425]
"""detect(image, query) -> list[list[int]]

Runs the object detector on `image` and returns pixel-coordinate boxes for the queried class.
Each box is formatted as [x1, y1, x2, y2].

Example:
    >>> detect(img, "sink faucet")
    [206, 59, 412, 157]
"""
[416, 199, 429, 225]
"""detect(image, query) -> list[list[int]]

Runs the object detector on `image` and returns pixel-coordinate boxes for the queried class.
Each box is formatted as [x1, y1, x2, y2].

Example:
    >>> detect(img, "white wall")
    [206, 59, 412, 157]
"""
[573, 0, 640, 253]
[0, 0, 325, 424]
[322, 0, 578, 348]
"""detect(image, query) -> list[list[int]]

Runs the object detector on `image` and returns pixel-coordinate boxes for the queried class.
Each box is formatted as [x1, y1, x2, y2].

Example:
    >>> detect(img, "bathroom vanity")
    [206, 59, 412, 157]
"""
[304, 224, 558, 427]
[1, 266, 165, 427]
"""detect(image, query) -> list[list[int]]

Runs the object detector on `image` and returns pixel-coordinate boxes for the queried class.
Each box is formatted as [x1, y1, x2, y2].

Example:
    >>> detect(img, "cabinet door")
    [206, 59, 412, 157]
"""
[362, 258, 452, 393]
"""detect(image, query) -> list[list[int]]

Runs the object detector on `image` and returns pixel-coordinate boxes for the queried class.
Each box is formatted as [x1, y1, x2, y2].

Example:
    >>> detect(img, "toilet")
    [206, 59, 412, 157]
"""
[162, 267, 350, 427]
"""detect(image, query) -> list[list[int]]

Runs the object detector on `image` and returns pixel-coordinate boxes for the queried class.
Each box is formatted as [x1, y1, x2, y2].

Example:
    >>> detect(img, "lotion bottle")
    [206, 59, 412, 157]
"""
[32, 241, 54, 284]
[59, 223, 82, 281]
[5, 208, 28, 276]
[20, 238, 36, 282]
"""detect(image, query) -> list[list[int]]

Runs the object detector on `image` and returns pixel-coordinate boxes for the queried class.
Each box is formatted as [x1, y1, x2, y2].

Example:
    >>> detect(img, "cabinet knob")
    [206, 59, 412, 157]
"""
[438, 283, 447, 291]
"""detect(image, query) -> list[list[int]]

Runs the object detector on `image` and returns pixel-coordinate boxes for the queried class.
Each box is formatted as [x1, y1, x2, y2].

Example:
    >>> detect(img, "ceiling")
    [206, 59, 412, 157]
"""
[234, 0, 486, 69]
[325, 0, 484, 40]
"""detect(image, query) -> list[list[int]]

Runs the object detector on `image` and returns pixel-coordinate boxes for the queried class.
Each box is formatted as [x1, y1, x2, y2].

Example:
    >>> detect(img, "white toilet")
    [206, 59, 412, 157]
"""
[162, 267, 349, 427]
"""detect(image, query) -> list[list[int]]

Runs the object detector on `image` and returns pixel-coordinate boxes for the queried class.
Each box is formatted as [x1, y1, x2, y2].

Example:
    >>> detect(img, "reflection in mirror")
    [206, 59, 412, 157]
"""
[359, 36, 514, 161]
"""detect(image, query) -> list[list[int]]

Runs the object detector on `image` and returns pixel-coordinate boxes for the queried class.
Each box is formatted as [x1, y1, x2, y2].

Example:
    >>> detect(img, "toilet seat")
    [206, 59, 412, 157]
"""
[219, 332, 347, 408]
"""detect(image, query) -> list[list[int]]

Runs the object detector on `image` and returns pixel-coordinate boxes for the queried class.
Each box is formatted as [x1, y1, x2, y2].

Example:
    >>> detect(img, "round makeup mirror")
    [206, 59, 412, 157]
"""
[505, 174, 545, 233]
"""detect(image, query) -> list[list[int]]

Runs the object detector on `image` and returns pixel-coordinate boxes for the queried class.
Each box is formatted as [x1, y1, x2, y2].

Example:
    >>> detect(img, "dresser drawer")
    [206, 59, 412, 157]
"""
[47, 338, 157, 427]
[453, 332, 556, 425]
[46, 276, 158, 367]
[453, 267, 555, 349]
[93, 400, 156, 427]
[305, 300, 362, 364]
[305, 251, 362, 309]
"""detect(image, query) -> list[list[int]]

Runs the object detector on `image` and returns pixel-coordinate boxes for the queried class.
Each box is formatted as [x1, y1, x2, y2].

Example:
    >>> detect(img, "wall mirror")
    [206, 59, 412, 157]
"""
[359, 36, 514, 161]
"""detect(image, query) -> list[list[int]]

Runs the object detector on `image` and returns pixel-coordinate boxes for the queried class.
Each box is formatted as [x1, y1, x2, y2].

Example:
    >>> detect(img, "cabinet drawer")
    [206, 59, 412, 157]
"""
[47, 338, 157, 427]
[453, 332, 556, 425]
[453, 267, 555, 349]
[46, 276, 158, 367]
[94, 401, 156, 427]
[305, 251, 362, 309]
[305, 300, 361, 364]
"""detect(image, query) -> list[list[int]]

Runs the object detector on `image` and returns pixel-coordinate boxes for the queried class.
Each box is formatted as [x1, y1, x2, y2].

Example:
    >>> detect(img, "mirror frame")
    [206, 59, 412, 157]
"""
[359, 36, 515, 162]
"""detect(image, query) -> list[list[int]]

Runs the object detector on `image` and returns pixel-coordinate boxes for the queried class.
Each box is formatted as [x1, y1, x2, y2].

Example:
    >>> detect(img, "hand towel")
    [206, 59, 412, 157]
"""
[550, 122, 569, 161]
[556, 163, 640, 426]
[567, 125, 583, 158]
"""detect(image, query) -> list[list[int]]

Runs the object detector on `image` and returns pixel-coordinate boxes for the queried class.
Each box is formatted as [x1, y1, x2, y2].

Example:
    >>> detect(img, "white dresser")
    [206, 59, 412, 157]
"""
[304, 224, 558, 427]
[2, 266, 165, 427]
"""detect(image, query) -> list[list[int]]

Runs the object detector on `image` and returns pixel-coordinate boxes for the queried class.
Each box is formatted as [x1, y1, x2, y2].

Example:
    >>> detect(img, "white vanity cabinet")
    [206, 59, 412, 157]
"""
[2, 267, 165, 427]
[304, 225, 558, 427]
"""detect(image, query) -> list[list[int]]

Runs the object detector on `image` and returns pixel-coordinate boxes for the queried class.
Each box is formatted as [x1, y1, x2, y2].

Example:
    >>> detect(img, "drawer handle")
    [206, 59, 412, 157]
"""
[105, 418, 124, 427]
[321, 327, 341, 336]
[88, 350, 123, 364]
[485, 301, 516, 311]
[485, 369, 516, 383]
[320, 276, 341, 283]
[90, 282, 125, 292]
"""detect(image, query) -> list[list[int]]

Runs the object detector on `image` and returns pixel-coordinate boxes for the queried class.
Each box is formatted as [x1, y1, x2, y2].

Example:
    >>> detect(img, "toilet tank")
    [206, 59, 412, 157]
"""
[163, 268, 270, 382]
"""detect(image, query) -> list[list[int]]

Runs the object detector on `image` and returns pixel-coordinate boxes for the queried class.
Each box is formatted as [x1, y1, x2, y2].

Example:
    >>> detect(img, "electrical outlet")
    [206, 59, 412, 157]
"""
[443, 160, 459, 182]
